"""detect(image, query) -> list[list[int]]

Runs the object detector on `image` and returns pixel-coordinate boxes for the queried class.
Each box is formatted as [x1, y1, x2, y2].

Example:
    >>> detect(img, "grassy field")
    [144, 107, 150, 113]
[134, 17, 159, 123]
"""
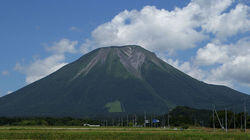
[0, 126, 249, 140]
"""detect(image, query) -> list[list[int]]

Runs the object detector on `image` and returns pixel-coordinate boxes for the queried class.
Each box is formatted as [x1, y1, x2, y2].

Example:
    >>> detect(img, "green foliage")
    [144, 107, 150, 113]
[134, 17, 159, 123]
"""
[167, 106, 211, 127]
[0, 127, 250, 140]
[0, 117, 100, 126]
[0, 106, 249, 129]
[105, 100, 123, 112]
[181, 125, 189, 129]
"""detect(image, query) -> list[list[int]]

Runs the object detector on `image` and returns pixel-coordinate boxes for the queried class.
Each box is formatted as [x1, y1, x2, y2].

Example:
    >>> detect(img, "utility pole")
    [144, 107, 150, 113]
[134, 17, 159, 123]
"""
[121, 117, 123, 127]
[225, 108, 227, 132]
[213, 105, 215, 131]
[162, 114, 166, 128]
[241, 114, 243, 130]
[135, 114, 137, 126]
[119, 117, 120, 127]
[133, 114, 135, 127]
[215, 107, 224, 130]
[127, 115, 129, 127]
[151, 115, 153, 127]
[244, 98, 247, 133]
[168, 113, 170, 128]
[144, 111, 146, 127]
[222, 119, 224, 129]
[234, 110, 236, 130]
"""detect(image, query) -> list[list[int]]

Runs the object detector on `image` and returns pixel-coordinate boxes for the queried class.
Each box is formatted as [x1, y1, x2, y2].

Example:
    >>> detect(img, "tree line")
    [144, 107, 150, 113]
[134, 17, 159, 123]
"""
[0, 106, 249, 128]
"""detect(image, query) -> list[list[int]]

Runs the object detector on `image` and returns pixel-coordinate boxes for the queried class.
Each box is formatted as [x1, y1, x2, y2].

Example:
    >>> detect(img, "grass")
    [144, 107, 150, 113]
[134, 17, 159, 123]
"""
[0, 126, 249, 140]
[105, 100, 123, 112]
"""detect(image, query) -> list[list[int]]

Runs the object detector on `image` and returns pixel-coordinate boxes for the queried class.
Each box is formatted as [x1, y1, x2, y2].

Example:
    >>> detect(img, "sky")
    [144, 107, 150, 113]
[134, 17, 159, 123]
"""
[0, 0, 250, 96]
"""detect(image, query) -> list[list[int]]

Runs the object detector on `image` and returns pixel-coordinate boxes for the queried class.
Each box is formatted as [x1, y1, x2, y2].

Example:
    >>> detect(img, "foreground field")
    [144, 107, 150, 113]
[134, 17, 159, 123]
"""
[0, 126, 249, 140]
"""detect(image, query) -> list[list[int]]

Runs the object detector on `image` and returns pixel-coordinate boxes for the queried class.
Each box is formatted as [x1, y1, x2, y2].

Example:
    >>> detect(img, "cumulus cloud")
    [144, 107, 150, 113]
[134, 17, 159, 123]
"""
[165, 58, 206, 81]
[202, 4, 250, 39]
[195, 43, 230, 66]
[195, 37, 250, 86]
[80, 0, 249, 55]
[208, 55, 250, 86]
[80, 4, 208, 53]
[15, 55, 67, 84]
[13, 0, 250, 91]
[15, 39, 78, 84]
[46, 38, 78, 54]
[162, 38, 250, 88]
[78, 0, 250, 90]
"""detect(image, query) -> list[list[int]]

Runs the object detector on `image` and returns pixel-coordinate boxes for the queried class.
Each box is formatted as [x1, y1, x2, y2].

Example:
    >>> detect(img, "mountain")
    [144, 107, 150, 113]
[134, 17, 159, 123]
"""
[0, 45, 248, 117]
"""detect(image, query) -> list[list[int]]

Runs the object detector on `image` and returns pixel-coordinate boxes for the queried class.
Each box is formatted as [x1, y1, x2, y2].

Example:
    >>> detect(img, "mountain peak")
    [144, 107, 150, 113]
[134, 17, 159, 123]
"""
[103, 45, 142, 49]
[97, 45, 153, 55]
[0, 45, 248, 117]
[74, 45, 158, 80]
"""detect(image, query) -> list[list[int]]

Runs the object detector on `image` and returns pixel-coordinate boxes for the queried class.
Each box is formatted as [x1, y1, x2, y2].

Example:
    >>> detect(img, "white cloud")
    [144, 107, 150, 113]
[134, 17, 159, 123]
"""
[195, 43, 230, 65]
[1, 70, 9, 76]
[192, 0, 232, 12]
[13, 0, 249, 92]
[81, 4, 208, 53]
[15, 39, 78, 84]
[202, 4, 250, 39]
[163, 37, 250, 88]
[162, 57, 234, 87]
[80, 0, 249, 55]
[46, 39, 78, 54]
[78, 0, 250, 90]
[209, 55, 250, 85]
[0, 90, 12, 97]
[6, 91, 12, 94]
[195, 37, 250, 86]
[165, 58, 206, 81]
[15, 55, 67, 84]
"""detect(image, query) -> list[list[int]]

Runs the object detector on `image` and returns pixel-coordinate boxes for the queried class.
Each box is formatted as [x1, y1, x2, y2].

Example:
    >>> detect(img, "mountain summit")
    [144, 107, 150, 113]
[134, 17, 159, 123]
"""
[0, 45, 248, 117]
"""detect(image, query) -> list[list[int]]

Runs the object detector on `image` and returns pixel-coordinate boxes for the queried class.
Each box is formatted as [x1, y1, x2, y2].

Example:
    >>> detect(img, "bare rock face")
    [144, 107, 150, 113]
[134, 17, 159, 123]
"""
[73, 45, 154, 79]
[71, 48, 110, 80]
[116, 46, 146, 78]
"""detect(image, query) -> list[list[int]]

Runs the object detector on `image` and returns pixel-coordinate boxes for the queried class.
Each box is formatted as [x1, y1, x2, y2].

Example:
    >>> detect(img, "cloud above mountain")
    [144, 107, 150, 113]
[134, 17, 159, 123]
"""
[78, 0, 250, 90]
[15, 39, 78, 84]
[199, 38, 250, 86]
[81, 0, 249, 53]
[14, 0, 250, 92]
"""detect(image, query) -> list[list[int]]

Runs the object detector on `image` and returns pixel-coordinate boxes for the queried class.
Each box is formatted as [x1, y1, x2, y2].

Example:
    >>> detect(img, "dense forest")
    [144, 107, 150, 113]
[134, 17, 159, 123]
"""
[0, 106, 249, 129]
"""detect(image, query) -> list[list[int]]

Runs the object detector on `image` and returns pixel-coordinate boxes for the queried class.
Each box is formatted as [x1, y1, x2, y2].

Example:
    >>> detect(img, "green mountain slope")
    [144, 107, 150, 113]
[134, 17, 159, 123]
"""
[0, 45, 248, 117]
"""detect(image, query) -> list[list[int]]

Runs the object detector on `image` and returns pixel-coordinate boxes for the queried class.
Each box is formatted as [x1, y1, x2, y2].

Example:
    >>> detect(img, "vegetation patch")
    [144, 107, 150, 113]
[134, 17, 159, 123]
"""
[105, 100, 123, 112]
[0, 127, 249, 140]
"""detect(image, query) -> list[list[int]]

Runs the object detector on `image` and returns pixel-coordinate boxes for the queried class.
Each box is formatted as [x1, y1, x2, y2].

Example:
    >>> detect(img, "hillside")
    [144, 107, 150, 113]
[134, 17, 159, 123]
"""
[0, 45, 248, 117]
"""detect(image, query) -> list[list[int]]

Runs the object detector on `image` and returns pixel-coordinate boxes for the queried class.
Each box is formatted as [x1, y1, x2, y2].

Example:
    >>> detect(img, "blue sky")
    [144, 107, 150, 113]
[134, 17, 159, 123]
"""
[0, 0, 250, 96]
